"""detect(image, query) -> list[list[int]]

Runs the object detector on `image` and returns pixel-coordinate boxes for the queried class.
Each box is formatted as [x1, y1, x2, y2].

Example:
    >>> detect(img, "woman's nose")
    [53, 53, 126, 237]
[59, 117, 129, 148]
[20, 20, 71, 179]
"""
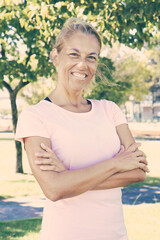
[76, 59, 88, 69]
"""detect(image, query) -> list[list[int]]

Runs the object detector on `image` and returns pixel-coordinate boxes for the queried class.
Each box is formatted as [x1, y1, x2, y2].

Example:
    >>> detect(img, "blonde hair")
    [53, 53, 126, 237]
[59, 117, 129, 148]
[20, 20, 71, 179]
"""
[50, 17, 101, 58]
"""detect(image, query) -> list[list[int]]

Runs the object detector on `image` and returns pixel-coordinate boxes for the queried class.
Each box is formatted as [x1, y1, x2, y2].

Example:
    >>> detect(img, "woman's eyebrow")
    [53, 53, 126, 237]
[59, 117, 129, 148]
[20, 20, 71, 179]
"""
[89, 52, 98, 56]
[70, 48, 98, 56]
[70, 48, 79, 52]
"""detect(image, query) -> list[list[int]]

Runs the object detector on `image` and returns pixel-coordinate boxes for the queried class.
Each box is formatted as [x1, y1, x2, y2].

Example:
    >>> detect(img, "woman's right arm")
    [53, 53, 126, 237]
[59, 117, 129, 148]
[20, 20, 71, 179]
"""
[24, 136, 148, 201]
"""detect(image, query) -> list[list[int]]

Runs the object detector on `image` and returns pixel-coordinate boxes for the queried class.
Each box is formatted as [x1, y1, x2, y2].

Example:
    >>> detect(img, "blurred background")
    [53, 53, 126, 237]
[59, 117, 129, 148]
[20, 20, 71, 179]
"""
[0, 0, 160, 239]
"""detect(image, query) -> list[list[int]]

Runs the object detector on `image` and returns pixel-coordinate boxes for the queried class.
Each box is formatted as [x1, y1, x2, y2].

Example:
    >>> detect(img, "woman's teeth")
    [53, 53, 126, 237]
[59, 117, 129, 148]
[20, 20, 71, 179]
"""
[72, 72, 87, 79]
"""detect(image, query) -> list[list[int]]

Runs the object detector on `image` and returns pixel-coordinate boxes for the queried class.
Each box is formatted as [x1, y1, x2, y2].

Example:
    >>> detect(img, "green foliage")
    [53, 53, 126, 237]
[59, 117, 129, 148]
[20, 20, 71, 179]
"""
[0, 0, 159, 89]
[0, 1, 56, 89]
[1, 0, 157, 95]
[113, 55, 150, 102]
[146, 46, 160, 83]
[89, 56, 150, 105]
[126, 176, 160, 188]
[0, 218, 42, 239]
[0, 0, 159, 172]
[88, 55, 150, 105]
[20, 77, 56, 105]
[72, 0, 160, 48]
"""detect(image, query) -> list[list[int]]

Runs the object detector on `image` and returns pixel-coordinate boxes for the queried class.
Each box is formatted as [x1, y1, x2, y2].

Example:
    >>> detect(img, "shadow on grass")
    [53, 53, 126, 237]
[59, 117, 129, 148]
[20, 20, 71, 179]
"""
[122, 176, 160, 205]
[0, 218, 42, 239]
[0, 198, 44, 221]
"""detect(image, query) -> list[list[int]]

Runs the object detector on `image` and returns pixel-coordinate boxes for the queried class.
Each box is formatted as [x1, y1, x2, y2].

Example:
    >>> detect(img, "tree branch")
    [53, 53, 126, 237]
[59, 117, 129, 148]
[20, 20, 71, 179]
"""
[25, 48, 32, 66]
[14, 80, 30, 96]
[1, 43, 6, 59]
[2, 80, 13, 93]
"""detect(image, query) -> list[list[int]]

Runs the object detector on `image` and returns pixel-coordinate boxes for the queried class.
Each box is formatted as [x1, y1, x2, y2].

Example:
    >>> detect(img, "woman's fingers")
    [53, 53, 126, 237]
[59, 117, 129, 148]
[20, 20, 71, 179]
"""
[39, 165, 64, 172]
[35, 159, 53, 165]
[40, 143, 53, 153]
[114, 143, 149, 172]
[35, 156, 61, 165]
[119, 145, 125, 153]
[137, 156, 148, 165]
[138, 162, 150, 173]
[134, 150, 147, 158]
[35, 151, 54, 159]
[127, 142, 141, 152]
[34, 143, 67, 172]
[35, 158, 66, 172]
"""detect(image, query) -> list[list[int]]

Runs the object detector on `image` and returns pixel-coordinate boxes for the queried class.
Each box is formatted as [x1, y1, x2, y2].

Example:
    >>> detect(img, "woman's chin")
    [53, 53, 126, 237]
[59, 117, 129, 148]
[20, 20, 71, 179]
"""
[68, 81, 86, 92]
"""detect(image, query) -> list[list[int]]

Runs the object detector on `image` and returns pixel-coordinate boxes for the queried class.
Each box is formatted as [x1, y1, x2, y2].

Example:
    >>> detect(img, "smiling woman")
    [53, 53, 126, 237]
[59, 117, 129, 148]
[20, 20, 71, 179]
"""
[49, 19, 100, 101]
[50, 31, 99, 96]
[15, 17, 149, 240]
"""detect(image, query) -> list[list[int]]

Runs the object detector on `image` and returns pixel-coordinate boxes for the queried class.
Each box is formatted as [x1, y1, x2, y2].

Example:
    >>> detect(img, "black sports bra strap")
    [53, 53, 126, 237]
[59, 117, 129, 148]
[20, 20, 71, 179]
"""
[44, 97, 52, 103]
[44, 97, 91, 105]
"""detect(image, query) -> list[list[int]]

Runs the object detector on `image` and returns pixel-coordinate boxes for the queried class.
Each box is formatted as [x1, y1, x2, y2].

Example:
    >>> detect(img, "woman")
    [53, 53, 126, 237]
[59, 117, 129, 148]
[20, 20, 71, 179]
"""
[16, 18, 149, 240]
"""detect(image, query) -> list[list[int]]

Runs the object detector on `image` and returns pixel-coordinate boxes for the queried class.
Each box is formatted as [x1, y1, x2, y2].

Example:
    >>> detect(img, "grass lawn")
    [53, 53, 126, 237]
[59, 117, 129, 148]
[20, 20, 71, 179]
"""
[0, 132, 160, 240]
[0, 133, 160, 199]
[0, 218, 42, 240]
[0, 133, 43, 199]
[124, 203, 160, 240]
[0, 203, 160, 240]
[1, 174, 160, 200]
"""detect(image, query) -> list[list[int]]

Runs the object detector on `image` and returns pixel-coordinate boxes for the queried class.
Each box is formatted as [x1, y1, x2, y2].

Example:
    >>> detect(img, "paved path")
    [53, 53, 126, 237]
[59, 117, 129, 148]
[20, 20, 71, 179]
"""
[0, 185, 160, 221]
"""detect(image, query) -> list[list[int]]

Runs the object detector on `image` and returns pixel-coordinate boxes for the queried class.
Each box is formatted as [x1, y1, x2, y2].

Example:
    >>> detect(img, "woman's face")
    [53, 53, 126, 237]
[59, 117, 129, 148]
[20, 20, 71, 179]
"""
[55, 32, 100, 93]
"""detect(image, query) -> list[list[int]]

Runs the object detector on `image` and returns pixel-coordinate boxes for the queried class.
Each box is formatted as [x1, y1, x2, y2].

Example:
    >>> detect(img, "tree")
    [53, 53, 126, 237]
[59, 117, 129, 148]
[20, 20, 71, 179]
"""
[20, 77, 56, 105]
[88, 55, 150, 105]
[0, 0, 57, 172]
[73, 0, 160, 48]
[0, 0, 159, 173]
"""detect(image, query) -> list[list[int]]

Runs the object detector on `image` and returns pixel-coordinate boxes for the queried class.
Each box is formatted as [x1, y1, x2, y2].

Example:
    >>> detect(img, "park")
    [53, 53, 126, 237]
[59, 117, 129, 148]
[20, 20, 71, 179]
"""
[0, 0, 160, 239]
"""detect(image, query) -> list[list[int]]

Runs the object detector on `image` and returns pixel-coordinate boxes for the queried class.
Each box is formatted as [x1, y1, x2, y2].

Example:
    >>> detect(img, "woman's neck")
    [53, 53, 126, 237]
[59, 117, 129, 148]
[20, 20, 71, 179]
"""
[49, 85, 86, 107]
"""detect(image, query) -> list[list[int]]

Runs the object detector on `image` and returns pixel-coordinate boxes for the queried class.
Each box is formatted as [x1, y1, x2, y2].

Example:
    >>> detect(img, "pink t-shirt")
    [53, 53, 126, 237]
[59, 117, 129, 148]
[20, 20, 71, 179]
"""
[16, 99, 128, 240]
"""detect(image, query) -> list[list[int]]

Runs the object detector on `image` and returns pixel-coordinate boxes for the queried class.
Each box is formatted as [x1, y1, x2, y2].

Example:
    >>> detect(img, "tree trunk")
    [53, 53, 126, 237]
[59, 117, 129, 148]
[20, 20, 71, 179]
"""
[10, 92, 23, 173]
[3, 80, 30, 174]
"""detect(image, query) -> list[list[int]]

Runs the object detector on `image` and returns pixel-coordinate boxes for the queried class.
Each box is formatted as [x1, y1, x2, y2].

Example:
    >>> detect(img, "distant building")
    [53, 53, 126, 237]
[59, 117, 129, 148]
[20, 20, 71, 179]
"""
[126, 89, 160, 122]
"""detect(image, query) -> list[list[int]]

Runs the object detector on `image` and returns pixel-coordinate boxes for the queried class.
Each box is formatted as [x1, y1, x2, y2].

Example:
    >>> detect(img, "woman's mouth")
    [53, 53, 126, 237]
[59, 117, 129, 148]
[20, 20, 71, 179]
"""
[71, 72, 88, 80]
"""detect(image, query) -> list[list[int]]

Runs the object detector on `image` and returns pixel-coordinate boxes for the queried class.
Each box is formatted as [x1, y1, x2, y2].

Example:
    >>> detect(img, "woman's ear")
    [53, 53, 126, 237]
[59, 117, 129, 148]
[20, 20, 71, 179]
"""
[50, 48, 58, 66]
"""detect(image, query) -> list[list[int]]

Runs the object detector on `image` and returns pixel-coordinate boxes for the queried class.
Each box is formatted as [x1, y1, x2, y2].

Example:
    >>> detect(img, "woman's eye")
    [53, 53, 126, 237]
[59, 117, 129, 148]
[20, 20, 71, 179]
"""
[88, 56, 97, 61]
[69, 53, 79, 57]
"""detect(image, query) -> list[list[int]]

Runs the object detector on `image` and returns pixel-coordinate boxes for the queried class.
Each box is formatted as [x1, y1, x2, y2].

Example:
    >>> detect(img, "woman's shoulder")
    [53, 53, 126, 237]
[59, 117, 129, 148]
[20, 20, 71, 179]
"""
[18, 100, 47, 121]
[90, 99, 124, 117]
[89, 98, 116, 108]
[20, 100, 45, 114]
[16, 100, 50, 141]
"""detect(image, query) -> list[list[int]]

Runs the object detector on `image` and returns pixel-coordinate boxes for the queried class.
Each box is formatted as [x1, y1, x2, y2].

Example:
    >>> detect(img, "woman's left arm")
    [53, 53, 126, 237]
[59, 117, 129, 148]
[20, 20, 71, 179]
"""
[92, 123, 147, 190]
[36, 124, 148, 190]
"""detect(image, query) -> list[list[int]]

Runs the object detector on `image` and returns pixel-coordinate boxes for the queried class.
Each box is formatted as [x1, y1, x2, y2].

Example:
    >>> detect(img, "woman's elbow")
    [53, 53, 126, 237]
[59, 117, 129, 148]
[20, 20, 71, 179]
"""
[137, 169, 147, 182]
[45, 188, 74, 202]
[44, 186, 70, 202]
[45, 191, 61, 202]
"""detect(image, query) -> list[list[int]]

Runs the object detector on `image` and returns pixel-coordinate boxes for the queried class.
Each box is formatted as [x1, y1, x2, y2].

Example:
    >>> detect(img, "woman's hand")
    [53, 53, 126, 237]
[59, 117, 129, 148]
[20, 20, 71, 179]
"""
[35, 143, 67, 172]
[113, 142, 149, 173]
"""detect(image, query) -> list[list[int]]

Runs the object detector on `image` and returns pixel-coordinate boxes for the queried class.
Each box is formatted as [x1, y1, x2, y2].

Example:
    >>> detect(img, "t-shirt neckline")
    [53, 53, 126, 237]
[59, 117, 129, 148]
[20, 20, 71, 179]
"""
[42, 98, 94, 115]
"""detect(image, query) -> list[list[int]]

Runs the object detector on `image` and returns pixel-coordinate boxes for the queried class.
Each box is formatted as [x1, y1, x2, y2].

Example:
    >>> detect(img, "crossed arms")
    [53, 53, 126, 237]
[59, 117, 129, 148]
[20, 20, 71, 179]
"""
[24, 123, 149, 201]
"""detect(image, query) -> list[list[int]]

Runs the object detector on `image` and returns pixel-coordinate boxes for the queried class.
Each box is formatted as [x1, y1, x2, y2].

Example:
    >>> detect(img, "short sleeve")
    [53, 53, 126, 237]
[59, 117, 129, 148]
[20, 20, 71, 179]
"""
[110, 101, 127, 126]
[15, 107, 50, 143]
[102, 100, 127, 127]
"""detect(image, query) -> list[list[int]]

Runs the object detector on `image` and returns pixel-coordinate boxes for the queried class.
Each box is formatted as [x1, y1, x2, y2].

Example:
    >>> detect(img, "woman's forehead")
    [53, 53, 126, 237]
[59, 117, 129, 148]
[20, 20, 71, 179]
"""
[63, 32, 100, 53]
